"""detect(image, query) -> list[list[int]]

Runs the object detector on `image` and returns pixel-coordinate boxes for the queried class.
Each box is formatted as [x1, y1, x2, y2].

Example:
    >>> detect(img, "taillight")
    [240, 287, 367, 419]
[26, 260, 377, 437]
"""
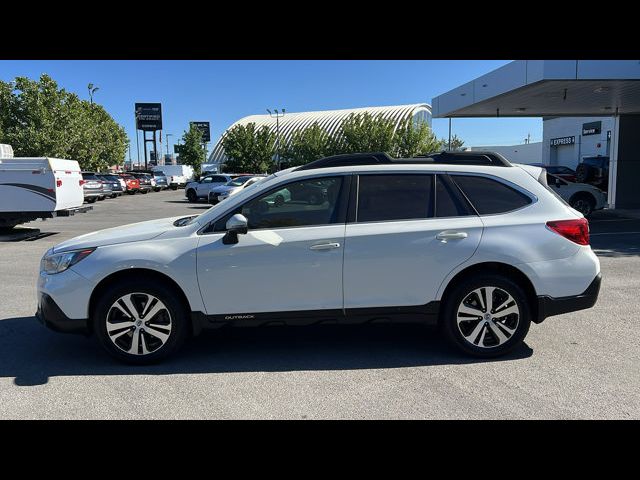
[56, 179, 62, 187]
[546, 218, 589, 245]
[79, 179, 86, 186]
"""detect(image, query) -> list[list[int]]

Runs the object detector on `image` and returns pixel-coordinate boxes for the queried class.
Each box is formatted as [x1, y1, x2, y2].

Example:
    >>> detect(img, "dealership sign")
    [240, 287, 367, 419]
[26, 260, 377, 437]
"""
[550, 136, 575, 147]
[135, 103, 163, 131]
[582, 121, 601, 136]
[190, 121, 211, 142]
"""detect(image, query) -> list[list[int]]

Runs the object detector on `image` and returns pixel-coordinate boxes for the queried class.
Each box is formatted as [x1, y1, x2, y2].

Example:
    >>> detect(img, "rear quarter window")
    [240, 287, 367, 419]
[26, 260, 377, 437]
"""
[451, 175, 532, 215]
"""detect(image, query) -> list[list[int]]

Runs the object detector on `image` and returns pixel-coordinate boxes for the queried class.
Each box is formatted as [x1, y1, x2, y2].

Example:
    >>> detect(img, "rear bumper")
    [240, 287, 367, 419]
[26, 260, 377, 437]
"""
[36, 292, 89, 335]
[535, 273, 601, 323]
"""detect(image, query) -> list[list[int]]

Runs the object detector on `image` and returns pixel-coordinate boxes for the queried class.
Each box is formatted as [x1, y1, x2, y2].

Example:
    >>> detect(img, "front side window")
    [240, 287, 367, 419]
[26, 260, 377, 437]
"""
[201, 177, 213, 183]
[215, 176, 345, 231]
[357, 174, 433, 222]
[451, 175, 532, 215]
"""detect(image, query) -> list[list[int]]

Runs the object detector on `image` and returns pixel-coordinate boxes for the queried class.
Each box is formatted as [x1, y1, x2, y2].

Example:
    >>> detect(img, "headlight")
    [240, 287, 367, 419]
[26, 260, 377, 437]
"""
[41, 248, 95, 275]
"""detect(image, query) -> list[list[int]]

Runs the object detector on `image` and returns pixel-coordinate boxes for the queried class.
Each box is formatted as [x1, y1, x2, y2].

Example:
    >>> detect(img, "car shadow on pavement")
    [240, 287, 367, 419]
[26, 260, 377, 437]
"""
[0, 316, 533, 386]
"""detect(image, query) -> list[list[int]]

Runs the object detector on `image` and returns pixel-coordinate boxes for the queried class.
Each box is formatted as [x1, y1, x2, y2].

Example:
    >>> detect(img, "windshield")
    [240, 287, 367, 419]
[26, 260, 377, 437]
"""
[227, 176, 254, 186]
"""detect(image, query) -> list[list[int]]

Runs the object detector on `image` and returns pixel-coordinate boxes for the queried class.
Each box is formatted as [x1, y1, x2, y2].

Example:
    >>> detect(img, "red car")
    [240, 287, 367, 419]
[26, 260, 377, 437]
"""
[118, 174, 141, 194]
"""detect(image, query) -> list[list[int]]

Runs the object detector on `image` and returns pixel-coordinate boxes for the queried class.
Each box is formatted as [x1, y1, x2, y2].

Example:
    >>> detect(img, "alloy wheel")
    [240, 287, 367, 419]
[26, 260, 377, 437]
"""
[106, 293, 172, 355]
[456, 286, 520, 349]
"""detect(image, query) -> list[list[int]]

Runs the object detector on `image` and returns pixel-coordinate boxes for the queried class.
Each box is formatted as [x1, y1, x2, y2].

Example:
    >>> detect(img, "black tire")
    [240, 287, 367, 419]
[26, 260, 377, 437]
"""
[570, 194, 595, 217]
[171, 185, 178, 191]
[126, 190, 135, 195]
[440, 274, 531, 358]
[154, 187, 161, 192]
[93, 279, 189, 364]
[87, 197, 97, 203]
[186, 189, 198, 203]
[575, 164, 592, 183]
[111, 193, 118, 199]
[140, 189, 148, 194]
[97, 195, 105, 201]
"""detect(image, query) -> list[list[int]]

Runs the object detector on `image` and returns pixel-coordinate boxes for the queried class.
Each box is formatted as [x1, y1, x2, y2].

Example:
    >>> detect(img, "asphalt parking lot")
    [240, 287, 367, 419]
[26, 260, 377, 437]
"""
[0, 190, 638, 419]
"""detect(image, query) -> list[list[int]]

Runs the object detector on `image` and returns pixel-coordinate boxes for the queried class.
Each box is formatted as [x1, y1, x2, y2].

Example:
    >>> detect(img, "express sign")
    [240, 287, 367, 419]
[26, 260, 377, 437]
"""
[550, 136, 575, 147]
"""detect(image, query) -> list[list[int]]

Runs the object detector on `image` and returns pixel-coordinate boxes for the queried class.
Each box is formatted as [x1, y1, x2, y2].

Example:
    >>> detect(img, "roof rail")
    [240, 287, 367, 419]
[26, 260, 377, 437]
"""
[294, 152, 393, 171]
[293, 150, 511, 171]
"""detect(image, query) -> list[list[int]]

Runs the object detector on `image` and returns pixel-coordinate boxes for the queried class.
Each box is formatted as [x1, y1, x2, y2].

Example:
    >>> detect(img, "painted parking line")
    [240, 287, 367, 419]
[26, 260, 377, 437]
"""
[590, 231, 640, 236]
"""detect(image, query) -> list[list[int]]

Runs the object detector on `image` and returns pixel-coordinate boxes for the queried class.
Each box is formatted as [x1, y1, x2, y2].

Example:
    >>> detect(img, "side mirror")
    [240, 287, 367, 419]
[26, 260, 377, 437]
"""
[223, 214, 248, 245]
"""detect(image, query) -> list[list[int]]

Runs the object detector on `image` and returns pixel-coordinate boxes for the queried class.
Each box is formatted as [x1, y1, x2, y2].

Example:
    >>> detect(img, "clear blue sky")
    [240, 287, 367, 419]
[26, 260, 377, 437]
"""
[0, 60, 542, 160]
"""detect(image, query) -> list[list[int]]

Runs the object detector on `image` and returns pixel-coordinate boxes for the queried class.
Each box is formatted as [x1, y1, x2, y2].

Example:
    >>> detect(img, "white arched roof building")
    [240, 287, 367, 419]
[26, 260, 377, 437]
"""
[208, 103, 431, 165]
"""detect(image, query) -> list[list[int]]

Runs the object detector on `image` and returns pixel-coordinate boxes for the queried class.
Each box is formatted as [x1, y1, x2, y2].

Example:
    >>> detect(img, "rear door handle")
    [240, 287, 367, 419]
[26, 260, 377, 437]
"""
[310, 242, 341, 250]
[436, 231, 468, 241]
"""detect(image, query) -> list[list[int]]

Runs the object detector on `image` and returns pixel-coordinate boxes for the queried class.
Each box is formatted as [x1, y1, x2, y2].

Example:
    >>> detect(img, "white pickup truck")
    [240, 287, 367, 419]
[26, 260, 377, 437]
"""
[0, 152, 90, 229]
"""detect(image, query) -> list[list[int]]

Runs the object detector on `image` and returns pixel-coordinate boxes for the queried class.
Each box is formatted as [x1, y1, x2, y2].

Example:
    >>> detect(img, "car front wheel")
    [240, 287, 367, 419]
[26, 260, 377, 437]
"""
[93, 281, 189, 364]
[186, 189, 198, 202]
[441, 274, 531, 357]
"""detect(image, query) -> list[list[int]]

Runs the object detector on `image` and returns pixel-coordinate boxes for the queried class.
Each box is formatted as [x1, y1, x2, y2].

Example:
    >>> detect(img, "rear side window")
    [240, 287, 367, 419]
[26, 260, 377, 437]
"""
[451, 175, 532, 215]
[435, 175, 474, 217]
[357, 174, 433, 222]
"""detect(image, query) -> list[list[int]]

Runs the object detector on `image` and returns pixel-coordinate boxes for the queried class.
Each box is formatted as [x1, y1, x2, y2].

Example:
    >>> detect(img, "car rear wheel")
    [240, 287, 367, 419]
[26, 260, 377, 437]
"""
[171, 185, 178, 190]
[93, 281, 189, 364]
[570, 194, 595, 217]
[441, 274, 531, 357]
[140, 189, 148, 194]
[575, 164, 593, 183]
[186, 189, 198, 202]
[87, 197, 97, 203]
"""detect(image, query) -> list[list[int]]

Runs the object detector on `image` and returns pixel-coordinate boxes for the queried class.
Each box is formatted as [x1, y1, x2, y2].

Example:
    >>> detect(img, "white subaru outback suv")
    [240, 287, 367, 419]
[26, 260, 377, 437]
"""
[37, 151, 601, 364]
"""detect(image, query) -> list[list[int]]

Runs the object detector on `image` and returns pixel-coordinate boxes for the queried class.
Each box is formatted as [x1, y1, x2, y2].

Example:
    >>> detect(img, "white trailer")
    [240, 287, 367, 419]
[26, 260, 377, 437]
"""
[0, 156, 90, 229]
[152, 164, 194, 189]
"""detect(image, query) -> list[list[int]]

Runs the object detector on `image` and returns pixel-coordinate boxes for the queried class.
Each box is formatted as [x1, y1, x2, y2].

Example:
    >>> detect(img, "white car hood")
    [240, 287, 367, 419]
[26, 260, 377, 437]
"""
[53, 215, 191, 252]
[211, 184, 241, 194]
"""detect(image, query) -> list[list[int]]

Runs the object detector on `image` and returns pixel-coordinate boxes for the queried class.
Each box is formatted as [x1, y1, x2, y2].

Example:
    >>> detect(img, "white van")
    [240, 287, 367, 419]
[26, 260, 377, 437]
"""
[152, 165, 193, 189]
[0, 157, 87, 228]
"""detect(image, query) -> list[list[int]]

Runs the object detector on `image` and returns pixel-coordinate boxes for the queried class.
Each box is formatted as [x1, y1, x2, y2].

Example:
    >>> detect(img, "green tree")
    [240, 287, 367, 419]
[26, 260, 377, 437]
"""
[337, 112, 397, 154]
[281, 122, 335, 167]
[0, 74, 128, 171]
[221, 122, 275, 173]
[392, 116, 444, 157]
[440, 134, 465, 152]
[179, 123, 206, 176]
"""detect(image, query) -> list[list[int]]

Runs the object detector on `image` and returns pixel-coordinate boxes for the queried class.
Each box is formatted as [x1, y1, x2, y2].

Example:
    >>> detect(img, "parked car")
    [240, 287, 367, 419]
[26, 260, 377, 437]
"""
[118, 174, 140, 194]
[81, 172, 105, 203]
[185, 174, 232, 202]
[97, 174, 124, 198]
[531, 164, 577, 182]
[151, 171, 169, 191]
[207, 175, 266, 205]
[130, 173, 153, 194]
[546, 173, 606, 217]
[37, 151, 601, 364]
[575, 156, 609, 191]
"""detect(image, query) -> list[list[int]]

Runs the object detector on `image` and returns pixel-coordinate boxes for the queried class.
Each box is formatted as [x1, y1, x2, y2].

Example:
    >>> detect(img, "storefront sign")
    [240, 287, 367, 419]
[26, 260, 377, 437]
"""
[550, 136, 575, 147]
[582, 121, 601, 136]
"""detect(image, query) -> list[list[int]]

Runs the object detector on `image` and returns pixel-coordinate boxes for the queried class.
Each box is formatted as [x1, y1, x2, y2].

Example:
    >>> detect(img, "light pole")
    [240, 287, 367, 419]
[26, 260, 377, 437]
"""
[267, 108, 285, 171]
[88, 83, 99, 105]
[165, 134, 173, 164]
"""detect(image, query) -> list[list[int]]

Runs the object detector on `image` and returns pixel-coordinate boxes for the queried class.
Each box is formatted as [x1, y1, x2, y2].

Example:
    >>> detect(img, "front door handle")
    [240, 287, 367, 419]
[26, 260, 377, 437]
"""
[436, 231, 468, 242]
[310, 242, 341, 250]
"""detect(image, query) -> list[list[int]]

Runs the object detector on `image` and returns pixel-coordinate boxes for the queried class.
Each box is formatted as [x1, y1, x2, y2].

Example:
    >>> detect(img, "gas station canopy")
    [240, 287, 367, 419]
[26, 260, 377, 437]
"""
[432, 60, 640, 118]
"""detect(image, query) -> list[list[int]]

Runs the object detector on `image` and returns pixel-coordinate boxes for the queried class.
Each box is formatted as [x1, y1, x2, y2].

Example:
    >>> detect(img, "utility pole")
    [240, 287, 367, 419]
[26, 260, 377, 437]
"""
[448, 118, 452, 152]
[267, 108, 286, 170]
[165, 134, 173, 165]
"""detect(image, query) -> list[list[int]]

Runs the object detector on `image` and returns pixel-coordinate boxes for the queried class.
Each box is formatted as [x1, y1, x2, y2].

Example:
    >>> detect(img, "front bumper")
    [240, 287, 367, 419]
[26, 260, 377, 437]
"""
[36, 292, 89, 335]
[535, 273, 601, 323]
